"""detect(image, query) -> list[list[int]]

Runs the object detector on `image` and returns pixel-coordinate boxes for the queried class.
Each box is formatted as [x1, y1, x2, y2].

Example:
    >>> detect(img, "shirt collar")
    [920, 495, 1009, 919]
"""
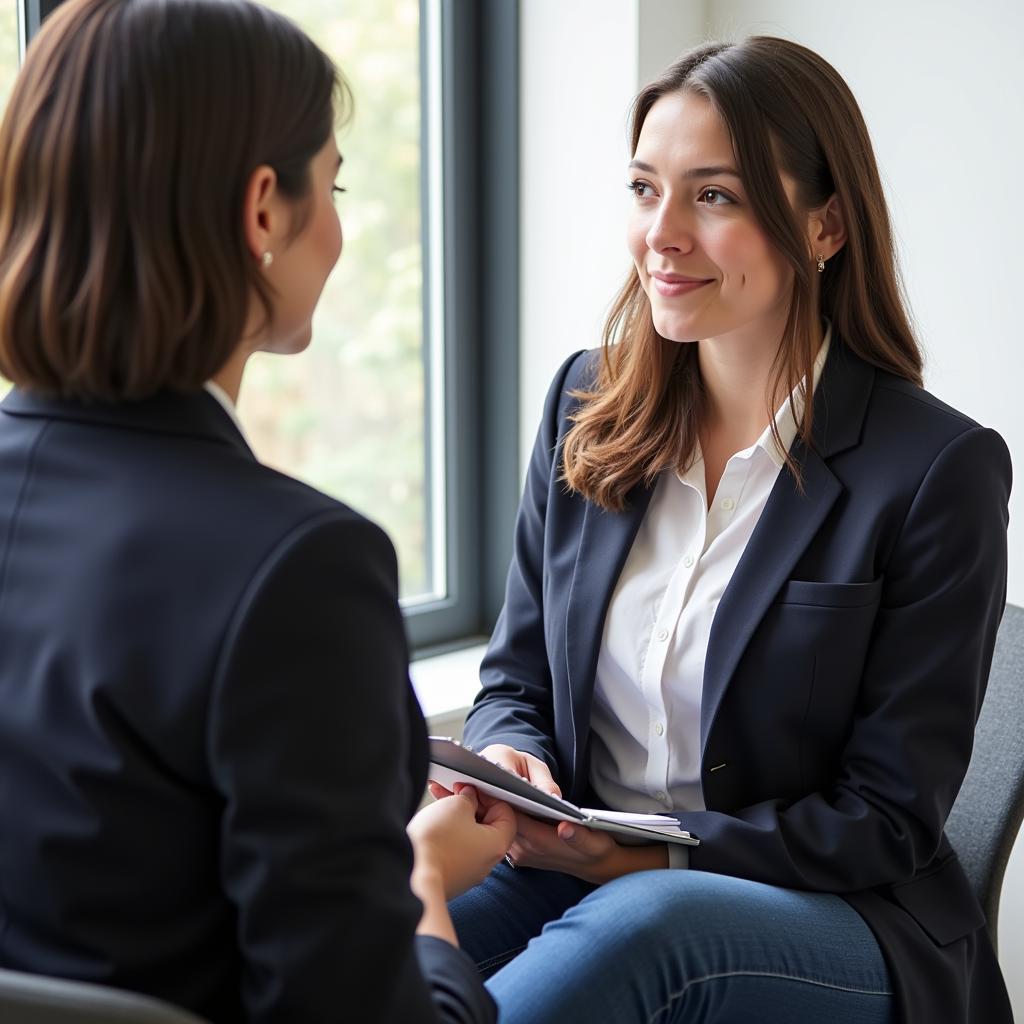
[758, 322, 831, 467]
[203, 380, 249, 444]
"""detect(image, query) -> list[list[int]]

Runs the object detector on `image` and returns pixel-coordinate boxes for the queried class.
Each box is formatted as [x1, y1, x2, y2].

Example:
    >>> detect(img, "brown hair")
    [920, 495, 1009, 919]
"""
[562, 37, 922, 511]
[0, 0, 348, 401]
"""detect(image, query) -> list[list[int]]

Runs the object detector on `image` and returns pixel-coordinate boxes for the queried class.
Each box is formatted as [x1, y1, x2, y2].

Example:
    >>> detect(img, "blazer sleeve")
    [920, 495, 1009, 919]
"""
[462, 350, 587, 772]
[207, 510, 494, 1024]
[673, 425, 1013, 892]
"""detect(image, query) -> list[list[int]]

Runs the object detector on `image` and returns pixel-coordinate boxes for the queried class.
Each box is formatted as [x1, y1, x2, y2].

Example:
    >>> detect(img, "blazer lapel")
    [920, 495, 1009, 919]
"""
[700, 341, 875, 750]
[700, 445, 840, 748]
[564, 484, 653, 788]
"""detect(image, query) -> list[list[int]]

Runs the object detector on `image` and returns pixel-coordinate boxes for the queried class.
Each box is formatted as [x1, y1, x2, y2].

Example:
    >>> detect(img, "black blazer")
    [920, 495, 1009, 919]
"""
[463, 341, 1013, 1023]
[0, 388, 493, 1024]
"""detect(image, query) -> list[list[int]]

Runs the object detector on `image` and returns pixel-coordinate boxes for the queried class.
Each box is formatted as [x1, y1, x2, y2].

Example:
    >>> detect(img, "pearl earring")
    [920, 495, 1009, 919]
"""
[261, 251, 274, 267]
[815, 253, 826, 273]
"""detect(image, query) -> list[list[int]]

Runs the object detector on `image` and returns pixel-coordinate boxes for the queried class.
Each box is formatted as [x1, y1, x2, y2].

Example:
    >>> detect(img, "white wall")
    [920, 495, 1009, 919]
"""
[520, 0, 1024, 1010]
[518, 0, 638, 463]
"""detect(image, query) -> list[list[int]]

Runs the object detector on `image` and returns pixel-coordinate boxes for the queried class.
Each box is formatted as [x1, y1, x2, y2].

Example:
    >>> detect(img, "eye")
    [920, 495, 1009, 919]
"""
[332, 185, 347, 202]
[626, 179, 656, 199]
[698, 187, 732, 207]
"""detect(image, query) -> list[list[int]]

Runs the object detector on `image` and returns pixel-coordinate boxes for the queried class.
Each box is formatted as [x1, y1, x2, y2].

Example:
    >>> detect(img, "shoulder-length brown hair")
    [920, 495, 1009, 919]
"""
[0, 0, 348, 401]
[563, 37, 921, 511]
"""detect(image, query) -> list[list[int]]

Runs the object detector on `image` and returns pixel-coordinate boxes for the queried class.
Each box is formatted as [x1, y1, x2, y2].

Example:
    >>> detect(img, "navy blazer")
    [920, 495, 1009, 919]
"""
[0, 389, 494, 1024]
[463, 340, 1013, 1023]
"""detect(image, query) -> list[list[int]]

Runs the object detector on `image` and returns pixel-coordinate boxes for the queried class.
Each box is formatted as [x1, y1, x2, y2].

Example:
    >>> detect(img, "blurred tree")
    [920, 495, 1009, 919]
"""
[240, 0, 429, 598]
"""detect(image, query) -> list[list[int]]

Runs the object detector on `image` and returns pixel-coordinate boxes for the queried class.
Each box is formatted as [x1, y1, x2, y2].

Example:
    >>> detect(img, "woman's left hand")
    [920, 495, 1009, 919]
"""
[506, 811, 668, 884]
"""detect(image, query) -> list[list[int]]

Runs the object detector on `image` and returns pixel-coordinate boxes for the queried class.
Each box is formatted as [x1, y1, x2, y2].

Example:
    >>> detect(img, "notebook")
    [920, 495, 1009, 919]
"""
[428, 737, 699, 847]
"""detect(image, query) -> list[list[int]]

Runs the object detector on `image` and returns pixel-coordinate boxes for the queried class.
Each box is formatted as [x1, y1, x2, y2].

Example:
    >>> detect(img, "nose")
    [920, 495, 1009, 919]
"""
[646, 199, 695, 255]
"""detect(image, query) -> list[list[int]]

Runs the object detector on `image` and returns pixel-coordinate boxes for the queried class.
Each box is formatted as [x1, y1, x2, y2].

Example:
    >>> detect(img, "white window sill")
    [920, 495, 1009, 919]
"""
[410, 642, 487, 735]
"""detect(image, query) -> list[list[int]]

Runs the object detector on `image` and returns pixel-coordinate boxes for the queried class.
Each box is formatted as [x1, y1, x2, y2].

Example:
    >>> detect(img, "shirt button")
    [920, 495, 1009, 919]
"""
[655, 791, 668, 803]
[654, 722, 665, 736]
[654, 628, 669, 642]
[683, 553, 694, 568]
[721, 497, 735, 511]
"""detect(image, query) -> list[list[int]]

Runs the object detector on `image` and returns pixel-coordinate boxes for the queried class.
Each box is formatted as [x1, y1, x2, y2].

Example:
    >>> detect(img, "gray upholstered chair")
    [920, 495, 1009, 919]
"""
[946, 602, 1024, 954]
[0, 968, 210, 1023]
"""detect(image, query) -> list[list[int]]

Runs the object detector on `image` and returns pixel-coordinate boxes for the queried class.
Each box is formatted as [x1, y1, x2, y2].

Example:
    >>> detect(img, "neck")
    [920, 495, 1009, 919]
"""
[698, 340, 781, 451]
[210, 344, 251, 405]
[696, 311, 821, 449]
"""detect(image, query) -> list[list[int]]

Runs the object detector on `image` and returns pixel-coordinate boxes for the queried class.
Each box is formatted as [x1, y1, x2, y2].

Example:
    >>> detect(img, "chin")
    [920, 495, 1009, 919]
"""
[264, 324, 314, 356]
[651, 313, 702, 344]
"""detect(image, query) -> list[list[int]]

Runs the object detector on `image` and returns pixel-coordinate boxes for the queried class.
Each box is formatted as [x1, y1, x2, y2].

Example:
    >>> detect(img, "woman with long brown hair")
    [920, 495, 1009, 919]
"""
[0, 1, 515, 1021]
[434, 36, 1013, 1024]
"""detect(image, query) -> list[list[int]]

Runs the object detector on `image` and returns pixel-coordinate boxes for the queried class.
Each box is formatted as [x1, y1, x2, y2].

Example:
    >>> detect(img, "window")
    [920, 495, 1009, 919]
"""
[244, 0, 435, 602]
[236, 0, 521, 650]
[0, 2, 17, 112]
[0, 0, 519, 651]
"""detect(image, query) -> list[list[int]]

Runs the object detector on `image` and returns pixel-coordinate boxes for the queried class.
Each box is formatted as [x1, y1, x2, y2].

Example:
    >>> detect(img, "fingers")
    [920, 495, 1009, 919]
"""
[512, 810, 559, 845]
[482, 799, 517, 845]
[557, 820, 599, 852]
[478, 745, 562, 797]
[452, 783, 480, 814]
[479, 745, 523, 775]
[523, 754, 561, 798]
[427, 781, 453, 801]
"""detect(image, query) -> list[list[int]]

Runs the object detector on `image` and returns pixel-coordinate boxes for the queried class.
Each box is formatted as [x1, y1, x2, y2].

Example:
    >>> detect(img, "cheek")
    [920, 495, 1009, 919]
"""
[712, 224, 785, 287]
[626, 211, 651, 273]
[318, 205, 342, 269]
[327, 212, 343, 265]
[303, 197, 342, 273]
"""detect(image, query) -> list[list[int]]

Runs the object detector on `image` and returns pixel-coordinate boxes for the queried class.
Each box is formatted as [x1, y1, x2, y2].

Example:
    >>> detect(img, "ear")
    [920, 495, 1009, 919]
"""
[806, 193, 846, 263]
[242, 164, 280, 265]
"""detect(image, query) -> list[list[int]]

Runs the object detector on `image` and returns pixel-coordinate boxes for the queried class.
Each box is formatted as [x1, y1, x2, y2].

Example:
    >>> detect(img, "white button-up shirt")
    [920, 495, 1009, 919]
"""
[589, 330, 831, 819]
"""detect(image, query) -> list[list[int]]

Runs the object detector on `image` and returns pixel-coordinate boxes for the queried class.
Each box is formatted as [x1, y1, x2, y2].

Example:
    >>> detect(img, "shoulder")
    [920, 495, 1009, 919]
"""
[539, 347, 601, 429]
[834, 356, 1012, 524]
[871, 369, 980, 435]
[866, 367, 1010, 472]
[200, 455, 399, 591]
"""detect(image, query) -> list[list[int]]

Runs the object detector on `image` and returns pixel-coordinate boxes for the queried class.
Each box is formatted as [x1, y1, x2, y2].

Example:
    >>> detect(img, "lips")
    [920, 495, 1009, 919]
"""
[649, 271, 713, 297]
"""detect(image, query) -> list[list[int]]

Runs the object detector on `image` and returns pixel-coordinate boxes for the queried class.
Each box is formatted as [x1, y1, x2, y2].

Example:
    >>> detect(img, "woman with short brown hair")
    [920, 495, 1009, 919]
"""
[0, 1, 513, 1021]
[438, 37, 1012, 1024]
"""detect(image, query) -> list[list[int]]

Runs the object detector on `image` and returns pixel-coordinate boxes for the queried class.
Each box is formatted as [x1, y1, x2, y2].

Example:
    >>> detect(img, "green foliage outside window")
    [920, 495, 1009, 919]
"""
[239, 0, 429, 599]
[0, 1, 429, 598]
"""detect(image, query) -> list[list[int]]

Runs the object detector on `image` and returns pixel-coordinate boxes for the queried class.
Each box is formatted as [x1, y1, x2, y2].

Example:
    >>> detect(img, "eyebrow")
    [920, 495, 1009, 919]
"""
[628, 159, 740, 179]
[335, 154, 344, 171]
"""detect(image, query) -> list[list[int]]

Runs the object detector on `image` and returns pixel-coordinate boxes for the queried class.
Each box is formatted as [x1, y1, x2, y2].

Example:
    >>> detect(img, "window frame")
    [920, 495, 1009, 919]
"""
[19, 0, 59, 52]
[15, 0, 519, 655]
[407, 0, 520, 652]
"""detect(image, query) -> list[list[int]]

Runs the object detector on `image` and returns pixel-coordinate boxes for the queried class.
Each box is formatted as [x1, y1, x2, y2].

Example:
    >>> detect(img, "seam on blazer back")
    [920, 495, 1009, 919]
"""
[0, 418, 51, 621]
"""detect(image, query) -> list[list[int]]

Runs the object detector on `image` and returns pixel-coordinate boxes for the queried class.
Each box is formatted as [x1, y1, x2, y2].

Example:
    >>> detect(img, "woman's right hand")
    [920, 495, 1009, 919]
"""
[478, 743, 563, 798]
[408, 785, 516, 901]
[427, 743, 562, 803]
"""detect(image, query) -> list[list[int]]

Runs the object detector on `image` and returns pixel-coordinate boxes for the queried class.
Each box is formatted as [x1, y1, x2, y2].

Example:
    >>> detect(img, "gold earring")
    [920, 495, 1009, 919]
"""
[261, 251, 274, 267]
[815, 253, 826, 273]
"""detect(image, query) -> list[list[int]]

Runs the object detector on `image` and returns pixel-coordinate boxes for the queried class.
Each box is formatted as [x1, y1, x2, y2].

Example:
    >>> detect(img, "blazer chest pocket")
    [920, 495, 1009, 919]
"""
[775, 576, 884, 609]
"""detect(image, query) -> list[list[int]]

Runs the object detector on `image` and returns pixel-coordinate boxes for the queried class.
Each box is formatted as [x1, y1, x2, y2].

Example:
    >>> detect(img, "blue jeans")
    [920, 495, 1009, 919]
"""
[449, 863, 895, 1024]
